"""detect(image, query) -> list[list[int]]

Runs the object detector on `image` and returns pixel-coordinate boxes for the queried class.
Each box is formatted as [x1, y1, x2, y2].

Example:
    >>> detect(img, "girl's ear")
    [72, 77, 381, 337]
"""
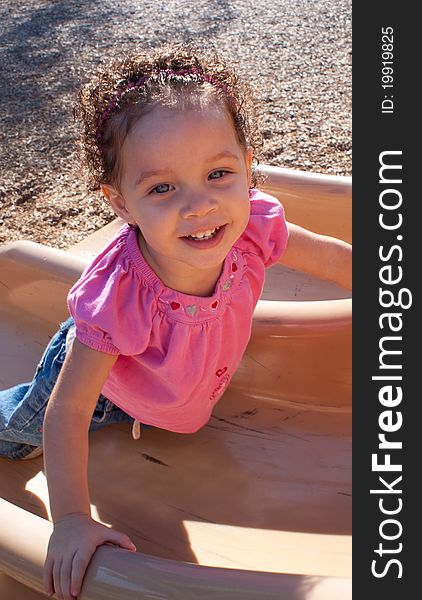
[245, 148, 253, 187]
[101, 184, 136, 225]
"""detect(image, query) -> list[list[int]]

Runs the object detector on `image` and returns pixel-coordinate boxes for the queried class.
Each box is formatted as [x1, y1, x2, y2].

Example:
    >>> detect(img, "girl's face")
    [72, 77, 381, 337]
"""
[103, 103, 252, 295]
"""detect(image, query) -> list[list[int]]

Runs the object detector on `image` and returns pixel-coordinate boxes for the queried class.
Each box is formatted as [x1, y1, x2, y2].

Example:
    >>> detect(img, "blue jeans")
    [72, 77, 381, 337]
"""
[0, 318, 134, 459]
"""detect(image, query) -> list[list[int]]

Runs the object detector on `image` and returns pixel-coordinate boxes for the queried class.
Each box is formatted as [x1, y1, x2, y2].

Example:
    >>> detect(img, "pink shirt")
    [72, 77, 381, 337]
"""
[67, 189, 288, 433]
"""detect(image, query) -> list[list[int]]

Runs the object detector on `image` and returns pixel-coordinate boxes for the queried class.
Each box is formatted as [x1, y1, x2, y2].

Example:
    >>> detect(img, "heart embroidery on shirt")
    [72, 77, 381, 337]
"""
[185, 304, 198, 316]
[216, 366, 227, 377]
[170, 302, 180, 310]
[231, 263, 238, 272]
[211, 301, 219, 309]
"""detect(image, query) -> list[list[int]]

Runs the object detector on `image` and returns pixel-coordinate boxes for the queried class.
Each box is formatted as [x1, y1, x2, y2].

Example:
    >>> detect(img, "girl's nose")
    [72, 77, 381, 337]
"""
[180, 193, 218, 219]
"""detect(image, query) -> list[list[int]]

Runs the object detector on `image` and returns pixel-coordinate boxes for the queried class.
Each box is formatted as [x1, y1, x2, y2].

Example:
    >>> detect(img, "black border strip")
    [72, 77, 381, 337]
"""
[353, 3, 418, 596]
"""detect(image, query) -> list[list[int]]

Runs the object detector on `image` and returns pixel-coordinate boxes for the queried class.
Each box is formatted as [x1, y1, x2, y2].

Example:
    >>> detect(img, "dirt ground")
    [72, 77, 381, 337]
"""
[0, 0, 351, 249]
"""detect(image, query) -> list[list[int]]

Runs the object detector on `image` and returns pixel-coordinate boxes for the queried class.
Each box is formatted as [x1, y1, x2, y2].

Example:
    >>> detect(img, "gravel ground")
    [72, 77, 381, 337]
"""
[0, 0, 351, 249]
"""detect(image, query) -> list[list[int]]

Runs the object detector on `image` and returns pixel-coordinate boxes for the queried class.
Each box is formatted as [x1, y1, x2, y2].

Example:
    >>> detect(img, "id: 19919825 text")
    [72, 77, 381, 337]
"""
[381, 26, 394, 114]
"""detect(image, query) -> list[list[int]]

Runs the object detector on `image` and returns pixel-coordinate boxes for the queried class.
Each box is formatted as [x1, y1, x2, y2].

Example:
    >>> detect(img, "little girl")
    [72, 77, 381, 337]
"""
[0, 43, 351, 599]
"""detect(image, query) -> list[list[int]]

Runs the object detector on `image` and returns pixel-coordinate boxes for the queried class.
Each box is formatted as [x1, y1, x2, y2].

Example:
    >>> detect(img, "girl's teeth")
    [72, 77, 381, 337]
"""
[188, 227, 219, 240]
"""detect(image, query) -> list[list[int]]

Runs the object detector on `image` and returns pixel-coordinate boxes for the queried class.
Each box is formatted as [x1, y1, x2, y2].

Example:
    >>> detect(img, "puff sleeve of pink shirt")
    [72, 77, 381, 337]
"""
[67, 189, 288, 433]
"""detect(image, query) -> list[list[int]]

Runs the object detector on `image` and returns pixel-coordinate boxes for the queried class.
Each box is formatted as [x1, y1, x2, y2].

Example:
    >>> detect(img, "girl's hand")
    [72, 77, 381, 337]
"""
[43, 512, 136, 600]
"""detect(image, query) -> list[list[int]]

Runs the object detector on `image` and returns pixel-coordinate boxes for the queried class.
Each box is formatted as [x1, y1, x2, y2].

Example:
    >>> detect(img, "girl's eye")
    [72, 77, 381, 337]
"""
[151, 184, 172, 194]
[209, 170, 229, 180]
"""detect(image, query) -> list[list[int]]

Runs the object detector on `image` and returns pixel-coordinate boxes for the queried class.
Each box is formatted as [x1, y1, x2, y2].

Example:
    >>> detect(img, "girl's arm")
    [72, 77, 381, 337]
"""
[280, 222, 352, 291]
[43, 338, 136, 600]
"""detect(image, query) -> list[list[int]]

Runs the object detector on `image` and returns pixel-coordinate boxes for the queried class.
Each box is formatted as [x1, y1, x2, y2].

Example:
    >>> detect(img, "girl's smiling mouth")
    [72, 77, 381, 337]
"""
[181, 224, 226, 248]
[185, 226, 221, 241]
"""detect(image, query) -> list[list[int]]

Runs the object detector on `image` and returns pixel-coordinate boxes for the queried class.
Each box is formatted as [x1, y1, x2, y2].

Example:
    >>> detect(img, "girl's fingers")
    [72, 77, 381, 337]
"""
[106, 529, 137, 551]
[70, 550, 93, 599]
[61, 553, 77, 600]
[43, 556, 55, 596]
[44, 525, 137, 599]
[52, 557, 63, 599]
[68, 529, 136, 596]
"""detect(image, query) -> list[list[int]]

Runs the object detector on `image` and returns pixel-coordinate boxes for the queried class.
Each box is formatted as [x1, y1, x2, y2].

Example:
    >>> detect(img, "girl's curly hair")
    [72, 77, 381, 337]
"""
[74, 43, 263, 191]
